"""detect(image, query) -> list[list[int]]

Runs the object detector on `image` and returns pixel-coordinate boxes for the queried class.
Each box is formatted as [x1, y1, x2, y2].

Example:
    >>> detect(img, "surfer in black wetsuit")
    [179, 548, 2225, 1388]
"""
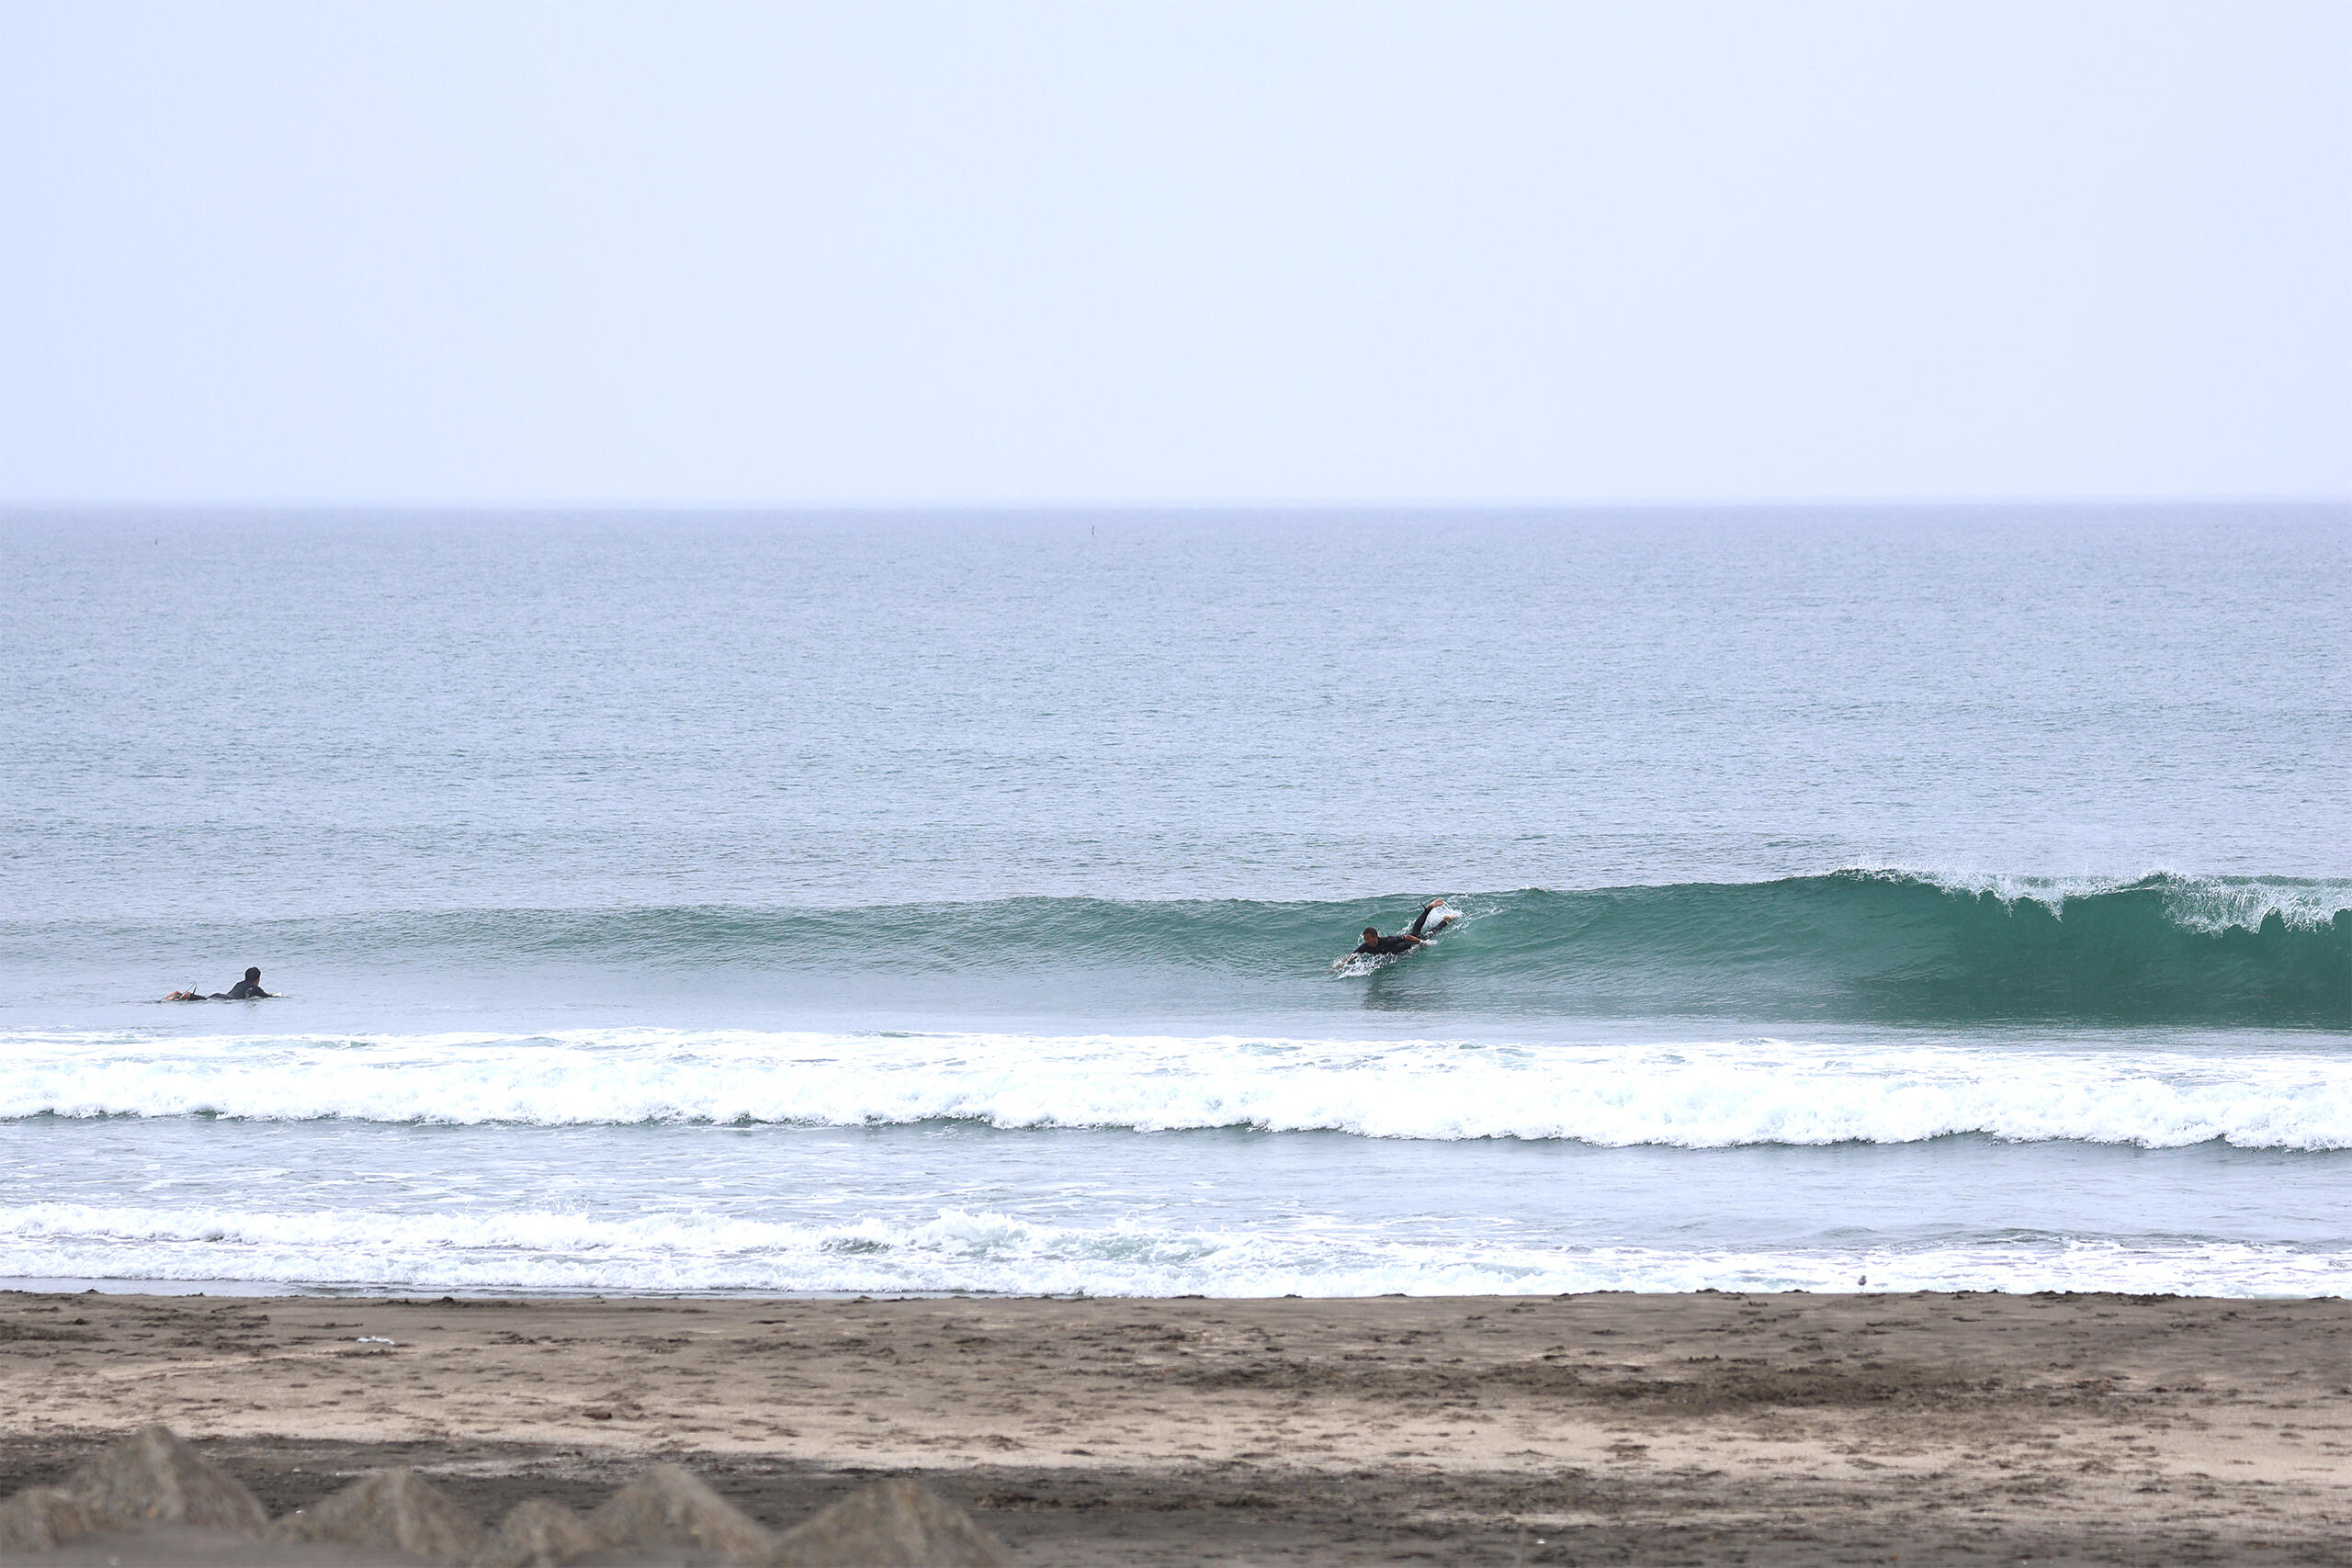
[166, 967, 272, 1001]
[1354, 899, 1450, 957]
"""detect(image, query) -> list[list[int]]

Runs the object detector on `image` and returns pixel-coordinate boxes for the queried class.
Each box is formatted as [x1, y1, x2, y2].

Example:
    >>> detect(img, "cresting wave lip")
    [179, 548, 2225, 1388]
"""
[5, 1031, 2351, 1149]
[8, 870, 2346, 1026]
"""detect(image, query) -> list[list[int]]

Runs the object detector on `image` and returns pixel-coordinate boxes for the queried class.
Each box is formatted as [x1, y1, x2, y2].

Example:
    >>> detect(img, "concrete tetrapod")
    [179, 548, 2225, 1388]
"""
[585, 1464, 778, 1562]
[61, 1425, 270, 1536]
[271, 1467, 485, 1561]
[469, 1498, 604, 1568]
[0, 1487, 100, 1553]
[769, 1480, 1007, 1568]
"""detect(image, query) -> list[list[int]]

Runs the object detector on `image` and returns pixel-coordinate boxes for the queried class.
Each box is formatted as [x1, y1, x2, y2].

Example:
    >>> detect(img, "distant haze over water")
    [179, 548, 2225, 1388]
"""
[7, 506, 2348, 914]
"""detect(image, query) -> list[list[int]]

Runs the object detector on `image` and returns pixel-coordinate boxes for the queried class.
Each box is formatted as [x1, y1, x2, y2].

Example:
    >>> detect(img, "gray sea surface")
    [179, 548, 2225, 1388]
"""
[2, 507, 2346, 1296]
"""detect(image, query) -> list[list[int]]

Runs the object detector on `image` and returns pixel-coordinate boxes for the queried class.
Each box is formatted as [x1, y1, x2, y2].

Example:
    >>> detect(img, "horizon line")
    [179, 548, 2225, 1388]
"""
[5, 494, 2348, 515]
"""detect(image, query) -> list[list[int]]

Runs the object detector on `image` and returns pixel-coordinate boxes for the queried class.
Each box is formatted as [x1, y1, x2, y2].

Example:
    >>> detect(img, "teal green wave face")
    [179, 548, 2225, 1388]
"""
[18, 872, 2346, 1029]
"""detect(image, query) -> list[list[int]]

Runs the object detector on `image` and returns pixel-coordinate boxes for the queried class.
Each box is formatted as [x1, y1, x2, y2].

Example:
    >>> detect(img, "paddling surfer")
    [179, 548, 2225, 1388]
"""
[1353, 899, 1452, 957]
[166, 966, 272, 1001]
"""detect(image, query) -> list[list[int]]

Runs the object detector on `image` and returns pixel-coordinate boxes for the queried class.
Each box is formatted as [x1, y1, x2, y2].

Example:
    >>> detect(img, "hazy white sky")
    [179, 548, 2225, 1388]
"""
[3, 2, 2346, 504]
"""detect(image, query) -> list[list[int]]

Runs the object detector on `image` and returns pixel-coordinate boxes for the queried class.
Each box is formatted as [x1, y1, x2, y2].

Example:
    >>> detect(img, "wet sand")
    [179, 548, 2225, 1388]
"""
[4, 1289, 2348, 1563]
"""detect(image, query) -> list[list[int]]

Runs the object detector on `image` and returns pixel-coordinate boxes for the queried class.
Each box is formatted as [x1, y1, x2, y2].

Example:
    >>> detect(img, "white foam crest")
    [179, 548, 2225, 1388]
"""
[1843, 864, 2110, 911]
[1, 1201, 2342, 1299]
[4, 1028, 2351, 1149]
[2154, 879, 2352, 934]
[1843, 864, 2352, 931]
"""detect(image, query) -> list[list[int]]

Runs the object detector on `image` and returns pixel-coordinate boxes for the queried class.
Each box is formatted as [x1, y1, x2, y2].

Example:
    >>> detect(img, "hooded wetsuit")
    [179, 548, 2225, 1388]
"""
[170, 976, 271, 1000]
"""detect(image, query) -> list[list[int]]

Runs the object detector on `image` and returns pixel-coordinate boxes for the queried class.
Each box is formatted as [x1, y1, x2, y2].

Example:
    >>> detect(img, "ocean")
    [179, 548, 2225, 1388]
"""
[2, 507, 2346, 1299]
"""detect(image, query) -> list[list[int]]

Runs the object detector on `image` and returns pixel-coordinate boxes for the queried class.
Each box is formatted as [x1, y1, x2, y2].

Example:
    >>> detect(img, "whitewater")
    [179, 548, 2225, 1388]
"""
[4, 508, 2347, 1298]
[6, 1028, 2350, 1149]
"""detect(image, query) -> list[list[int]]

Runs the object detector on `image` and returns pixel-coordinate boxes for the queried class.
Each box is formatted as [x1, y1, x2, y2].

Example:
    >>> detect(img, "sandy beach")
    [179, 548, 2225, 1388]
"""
[3, 1288, 2346, 1563]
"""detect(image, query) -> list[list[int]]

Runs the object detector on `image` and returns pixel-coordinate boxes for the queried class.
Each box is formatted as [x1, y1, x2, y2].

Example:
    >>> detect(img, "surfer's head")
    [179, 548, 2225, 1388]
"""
[244, 966, 261, 983]
[1362, 927, 1378, 942]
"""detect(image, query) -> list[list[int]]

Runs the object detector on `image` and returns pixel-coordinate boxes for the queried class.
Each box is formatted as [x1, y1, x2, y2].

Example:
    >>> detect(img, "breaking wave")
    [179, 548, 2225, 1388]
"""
[15, 870, 2343, 1026]
[3, 1201, 2343, 1298]
[6, 1029, 2350, 1148]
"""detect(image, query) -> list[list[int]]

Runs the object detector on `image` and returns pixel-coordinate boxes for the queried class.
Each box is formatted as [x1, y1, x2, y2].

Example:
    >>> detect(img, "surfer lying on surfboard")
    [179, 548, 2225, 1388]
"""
[1353, 898, 1453, 956]
[165, 966, 273, 1001]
